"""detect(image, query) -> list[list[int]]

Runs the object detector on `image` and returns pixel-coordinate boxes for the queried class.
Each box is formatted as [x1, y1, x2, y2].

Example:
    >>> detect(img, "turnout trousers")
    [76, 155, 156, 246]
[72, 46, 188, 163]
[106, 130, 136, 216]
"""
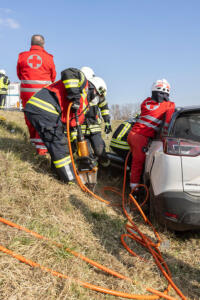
[25, 110, 75, 183]
[127, 131, 149, 184]
[0, 94, 6, 109]
[85, 132, 108, 165]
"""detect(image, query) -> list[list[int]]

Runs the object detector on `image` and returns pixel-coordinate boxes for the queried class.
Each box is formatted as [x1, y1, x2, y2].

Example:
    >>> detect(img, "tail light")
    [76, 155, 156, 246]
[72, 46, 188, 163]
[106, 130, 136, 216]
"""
[163, 137, 200, 156]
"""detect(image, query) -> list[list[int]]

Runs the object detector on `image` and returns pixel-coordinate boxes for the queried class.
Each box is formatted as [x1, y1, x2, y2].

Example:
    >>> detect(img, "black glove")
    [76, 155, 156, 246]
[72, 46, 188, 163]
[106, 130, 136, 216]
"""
[71, 100, 80, 112]
[104, 123, 112, 134]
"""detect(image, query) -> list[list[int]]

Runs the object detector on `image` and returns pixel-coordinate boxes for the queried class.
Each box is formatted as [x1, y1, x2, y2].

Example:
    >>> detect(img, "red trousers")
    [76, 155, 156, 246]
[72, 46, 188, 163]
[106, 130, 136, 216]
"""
[127, 131, 149, 184]
[22, 94, 47, 155]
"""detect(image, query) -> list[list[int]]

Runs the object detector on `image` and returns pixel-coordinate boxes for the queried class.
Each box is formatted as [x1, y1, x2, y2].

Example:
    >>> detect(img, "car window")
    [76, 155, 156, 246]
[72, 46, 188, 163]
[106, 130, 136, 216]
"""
[172, 111, 200, 142]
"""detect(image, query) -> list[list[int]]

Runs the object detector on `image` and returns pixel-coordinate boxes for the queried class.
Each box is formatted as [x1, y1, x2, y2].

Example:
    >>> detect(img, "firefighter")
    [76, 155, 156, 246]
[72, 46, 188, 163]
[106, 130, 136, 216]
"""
[110, 117, 137, 160]
[70, 66, 111, 167]
[0, 70, 10, 109]
[127, 79, 175, 190]
[17, 34, 56, 155]
[24, 67, 106, 184]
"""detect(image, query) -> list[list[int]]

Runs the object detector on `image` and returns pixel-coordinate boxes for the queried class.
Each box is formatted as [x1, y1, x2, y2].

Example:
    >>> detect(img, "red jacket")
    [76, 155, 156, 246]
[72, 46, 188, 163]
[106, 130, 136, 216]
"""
[131, 97, 175, 137]
[45, 80, 88, 127]
[17, 45, 56, 103]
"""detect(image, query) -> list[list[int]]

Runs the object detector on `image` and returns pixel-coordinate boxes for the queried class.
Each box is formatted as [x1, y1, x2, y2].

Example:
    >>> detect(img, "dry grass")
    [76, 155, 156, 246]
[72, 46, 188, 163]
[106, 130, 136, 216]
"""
[0, 110, 199, 300]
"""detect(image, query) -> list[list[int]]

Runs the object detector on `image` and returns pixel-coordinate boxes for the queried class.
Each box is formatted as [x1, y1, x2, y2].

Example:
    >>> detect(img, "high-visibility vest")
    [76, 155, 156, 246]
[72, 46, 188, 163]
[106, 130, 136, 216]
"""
[0, 75, 10, 94]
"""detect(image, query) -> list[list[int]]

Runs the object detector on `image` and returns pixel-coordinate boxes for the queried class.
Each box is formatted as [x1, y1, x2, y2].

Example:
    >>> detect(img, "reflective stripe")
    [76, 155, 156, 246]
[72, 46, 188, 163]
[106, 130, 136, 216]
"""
[99, 100, 107, 108]
[142, 115, 162, 124]
[35, 145, 47, 149]
[54, 156, 71, 168]
[63, 79, 79, 88]
[21, 80, 51, 85]
[101, 109, 109, 116]
[164, 122, 169, 127]
[110, 141, 130, 150]
[117, 123, 131, 140]
[137, 119, 159, 130]
[111, 138, 129, 145]
[81, 87, 87, 114]
[27, 96, 59, 115]
[30, 138, 43, 143]
[64, 164, 74, 181]
[20, 88, 41, 92]
[89, 102, 97, 107]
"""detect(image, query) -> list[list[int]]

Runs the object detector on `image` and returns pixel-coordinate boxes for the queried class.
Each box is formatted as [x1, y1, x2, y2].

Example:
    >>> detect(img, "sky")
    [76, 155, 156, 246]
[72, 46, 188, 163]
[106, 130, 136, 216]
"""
[0, 0, 200, 107]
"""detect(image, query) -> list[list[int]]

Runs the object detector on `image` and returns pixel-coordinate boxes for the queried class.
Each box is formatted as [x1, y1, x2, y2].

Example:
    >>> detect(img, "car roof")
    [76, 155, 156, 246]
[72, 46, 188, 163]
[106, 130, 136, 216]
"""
[176, 105, 200, 113]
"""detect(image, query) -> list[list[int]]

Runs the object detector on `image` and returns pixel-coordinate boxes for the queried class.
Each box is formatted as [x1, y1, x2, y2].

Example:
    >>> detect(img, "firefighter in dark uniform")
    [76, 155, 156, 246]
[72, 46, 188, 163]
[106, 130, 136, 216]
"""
[110, 117, 137, 160]
[71, 67, 112, 166]
[24, 67, 95, 184]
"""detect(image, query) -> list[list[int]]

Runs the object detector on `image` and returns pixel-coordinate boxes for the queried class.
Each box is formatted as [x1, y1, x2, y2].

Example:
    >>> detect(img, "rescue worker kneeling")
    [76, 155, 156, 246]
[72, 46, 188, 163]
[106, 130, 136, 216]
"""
[110, 116, 138, 162]
[24, 67, 91, 184]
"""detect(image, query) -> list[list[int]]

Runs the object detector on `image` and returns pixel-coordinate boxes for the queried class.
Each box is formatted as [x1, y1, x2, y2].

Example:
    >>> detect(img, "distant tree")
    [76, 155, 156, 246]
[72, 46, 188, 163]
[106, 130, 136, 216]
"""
[110, 103, 140, 120]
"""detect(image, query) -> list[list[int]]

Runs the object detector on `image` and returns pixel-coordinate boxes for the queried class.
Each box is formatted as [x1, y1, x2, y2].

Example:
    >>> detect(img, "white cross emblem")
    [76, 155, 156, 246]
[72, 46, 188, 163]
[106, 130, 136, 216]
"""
[27, 55, 42, 69]
[146, 100, 160, 111]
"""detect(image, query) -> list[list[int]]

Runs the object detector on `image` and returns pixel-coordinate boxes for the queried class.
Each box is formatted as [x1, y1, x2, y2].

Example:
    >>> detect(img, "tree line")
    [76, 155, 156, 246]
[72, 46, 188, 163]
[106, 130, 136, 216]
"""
[109, 103, 140, 120]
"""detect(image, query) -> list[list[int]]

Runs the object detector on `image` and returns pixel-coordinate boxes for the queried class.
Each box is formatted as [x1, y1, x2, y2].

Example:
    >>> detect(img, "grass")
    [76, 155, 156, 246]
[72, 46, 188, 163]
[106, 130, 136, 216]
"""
[0, 110, 199, 300]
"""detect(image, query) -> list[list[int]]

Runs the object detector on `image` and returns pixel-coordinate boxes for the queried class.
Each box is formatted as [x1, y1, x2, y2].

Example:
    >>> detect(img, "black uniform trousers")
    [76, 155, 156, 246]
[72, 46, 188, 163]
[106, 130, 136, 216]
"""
[0, 94, 6, 109]
[85, 132, 108, 164]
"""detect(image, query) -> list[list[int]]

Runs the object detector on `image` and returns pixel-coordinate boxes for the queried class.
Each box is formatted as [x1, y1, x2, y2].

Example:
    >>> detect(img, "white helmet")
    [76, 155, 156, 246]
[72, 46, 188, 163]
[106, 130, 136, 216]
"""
[89, 76, 107, 97]
[152, 79, 170, 94]
[0, 69, 6, 75]
[80, 66, 95, 79]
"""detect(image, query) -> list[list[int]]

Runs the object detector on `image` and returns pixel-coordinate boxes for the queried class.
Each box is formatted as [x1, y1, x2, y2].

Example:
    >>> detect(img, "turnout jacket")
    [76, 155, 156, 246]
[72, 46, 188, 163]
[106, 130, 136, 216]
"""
[70, 96, 110, 142]
[110, 119, 136, 151]
[81, 96, 110, 134]
[131, 97, 175, 137]
[25, 68, 89, 127]
[0, 74, 10, 94]
[17, 45, 56, 102]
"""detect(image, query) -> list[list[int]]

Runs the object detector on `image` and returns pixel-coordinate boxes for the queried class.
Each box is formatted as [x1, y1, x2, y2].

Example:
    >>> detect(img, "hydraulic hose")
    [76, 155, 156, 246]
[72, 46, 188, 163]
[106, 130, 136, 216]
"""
[0, 103, 187, 300]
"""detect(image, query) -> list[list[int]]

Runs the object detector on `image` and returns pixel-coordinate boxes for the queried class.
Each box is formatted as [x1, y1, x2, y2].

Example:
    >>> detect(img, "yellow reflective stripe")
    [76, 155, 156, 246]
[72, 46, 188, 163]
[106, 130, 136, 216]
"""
[111, 138, 129, 145]
[63, 79, 79, 88]
[101, 109, 109, 116]
[27, 96, 59, 115]
[117, 123, 131, 140]
[110, 141, 130, 150]
[81, 87, 88, 114]
[79, 72, 85, 87]
[99, 100, 107, 108]
[54, 156, 71, 168]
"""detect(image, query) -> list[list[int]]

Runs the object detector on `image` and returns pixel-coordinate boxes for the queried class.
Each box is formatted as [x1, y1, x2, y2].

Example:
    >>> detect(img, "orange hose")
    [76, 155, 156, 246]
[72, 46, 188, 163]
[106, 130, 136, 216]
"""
[0, 103, 187, 299]
[66, 103, 186, 300]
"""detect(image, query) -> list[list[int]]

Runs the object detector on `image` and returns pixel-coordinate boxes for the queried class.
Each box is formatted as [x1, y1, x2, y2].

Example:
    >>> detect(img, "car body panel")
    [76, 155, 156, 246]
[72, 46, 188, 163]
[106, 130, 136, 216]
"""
[182, 156, 200, 196]
[145, 141, 183, 196]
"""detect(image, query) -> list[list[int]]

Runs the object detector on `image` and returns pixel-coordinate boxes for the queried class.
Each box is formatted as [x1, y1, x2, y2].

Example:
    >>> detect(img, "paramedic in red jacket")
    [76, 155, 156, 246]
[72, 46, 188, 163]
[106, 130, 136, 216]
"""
[127, 79, 175, 190]
[17, 34, 56, 155]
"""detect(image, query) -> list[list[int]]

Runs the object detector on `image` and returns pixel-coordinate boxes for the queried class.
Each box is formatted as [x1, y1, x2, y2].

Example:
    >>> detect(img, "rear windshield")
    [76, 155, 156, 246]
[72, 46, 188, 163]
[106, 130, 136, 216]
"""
[172, 111, 200, 142]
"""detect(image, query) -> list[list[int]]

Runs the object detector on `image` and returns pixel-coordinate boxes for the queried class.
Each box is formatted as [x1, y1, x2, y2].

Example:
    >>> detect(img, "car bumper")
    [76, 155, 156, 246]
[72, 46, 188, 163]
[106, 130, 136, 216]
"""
[152, 190, 200, 231]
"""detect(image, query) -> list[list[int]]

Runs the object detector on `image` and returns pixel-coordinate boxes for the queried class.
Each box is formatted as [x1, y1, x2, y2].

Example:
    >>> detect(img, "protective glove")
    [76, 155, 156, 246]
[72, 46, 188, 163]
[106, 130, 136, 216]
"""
[71, 99, 80, 112]
[104, 122, 112, 134]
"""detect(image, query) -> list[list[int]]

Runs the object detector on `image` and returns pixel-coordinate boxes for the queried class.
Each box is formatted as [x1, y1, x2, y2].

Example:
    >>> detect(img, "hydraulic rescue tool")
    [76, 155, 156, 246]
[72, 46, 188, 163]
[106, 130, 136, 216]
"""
[74, 111, 98, 191]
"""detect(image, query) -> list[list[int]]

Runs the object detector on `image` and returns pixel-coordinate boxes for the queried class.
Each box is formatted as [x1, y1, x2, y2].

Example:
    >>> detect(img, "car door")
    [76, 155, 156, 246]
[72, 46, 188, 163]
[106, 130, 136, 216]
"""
[172, 110, 200, 196]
